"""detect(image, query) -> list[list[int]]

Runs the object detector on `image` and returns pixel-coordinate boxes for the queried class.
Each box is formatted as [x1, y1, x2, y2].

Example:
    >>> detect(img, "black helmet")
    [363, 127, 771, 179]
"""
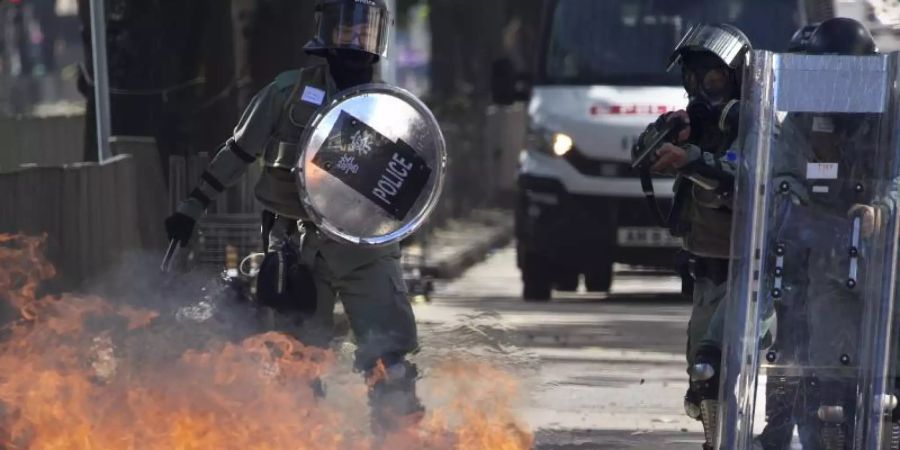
[788, 24, 819, 53]
[806, 17, 876, 55]
[669, 23, 752, 105]
[304, 0, 391, 59]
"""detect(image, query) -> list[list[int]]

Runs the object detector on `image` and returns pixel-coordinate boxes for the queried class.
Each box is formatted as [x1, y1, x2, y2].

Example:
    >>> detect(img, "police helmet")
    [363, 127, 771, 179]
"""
[804, 19, 878, 140]
[304, 0, 391, 59]
[669, 23, 752, 105]
[806, 17, 876, 55]
[667, 23, 752, 73]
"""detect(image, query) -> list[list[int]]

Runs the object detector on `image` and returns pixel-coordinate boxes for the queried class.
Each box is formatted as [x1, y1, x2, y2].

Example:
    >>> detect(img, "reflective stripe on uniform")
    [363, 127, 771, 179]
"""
[228, 138, 256, 163]
[190, 188, 212, 208]
[201, 172, 225, 192]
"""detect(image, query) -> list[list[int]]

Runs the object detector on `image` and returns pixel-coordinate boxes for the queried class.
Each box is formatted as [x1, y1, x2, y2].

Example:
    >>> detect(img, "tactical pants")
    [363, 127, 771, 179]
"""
[268, 216, 419, 371]
[686, 257, 730, 364]
[756, 304, 819, 450]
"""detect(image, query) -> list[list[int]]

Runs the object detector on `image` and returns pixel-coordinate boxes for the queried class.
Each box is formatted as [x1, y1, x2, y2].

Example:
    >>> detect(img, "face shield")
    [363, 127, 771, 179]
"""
[313, 1, 390, 57]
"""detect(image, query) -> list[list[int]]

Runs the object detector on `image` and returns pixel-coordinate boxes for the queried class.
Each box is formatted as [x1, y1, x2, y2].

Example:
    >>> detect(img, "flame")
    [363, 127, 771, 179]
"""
[0, 234, 56, 321]
[0, 234, 533, 449]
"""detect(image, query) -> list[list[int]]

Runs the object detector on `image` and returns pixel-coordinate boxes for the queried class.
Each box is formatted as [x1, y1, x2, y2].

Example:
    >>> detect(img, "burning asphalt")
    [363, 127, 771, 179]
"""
[0, 234, 534, 450]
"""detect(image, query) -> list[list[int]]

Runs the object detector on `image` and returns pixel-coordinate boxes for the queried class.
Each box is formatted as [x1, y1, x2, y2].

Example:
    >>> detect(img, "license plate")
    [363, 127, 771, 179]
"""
[617, 227, 682, 248]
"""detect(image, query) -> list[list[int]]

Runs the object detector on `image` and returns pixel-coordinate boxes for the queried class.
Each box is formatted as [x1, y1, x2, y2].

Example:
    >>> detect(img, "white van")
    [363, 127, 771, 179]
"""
[497, 0, 803, 301]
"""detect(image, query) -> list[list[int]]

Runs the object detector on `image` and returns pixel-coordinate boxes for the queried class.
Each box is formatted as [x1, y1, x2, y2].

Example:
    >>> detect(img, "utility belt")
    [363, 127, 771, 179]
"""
[689, 256, 730, 285]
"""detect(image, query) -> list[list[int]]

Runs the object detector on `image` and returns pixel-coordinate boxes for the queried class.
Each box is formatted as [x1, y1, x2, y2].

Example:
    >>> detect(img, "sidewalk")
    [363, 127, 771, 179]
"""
[404, 208, 514, 280]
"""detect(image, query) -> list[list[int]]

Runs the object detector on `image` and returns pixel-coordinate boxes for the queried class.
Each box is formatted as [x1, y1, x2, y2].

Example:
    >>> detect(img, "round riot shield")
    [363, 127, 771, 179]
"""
[296, 84, 447, 246]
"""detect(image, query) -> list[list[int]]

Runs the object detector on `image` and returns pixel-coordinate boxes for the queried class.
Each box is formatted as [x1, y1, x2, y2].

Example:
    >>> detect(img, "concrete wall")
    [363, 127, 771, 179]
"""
[0, 155, 141, 288]
[0, 135, 172, 288]
[0, 113, 84, 172]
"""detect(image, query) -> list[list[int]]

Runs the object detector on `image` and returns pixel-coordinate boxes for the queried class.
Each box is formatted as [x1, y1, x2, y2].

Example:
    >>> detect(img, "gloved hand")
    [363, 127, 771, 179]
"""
[633, 111, 692, 169]
[651, 143, 689, 174]
[848, 203, 877, 238]
[165, 212, 197, 246]
[633, 124, 660, 166]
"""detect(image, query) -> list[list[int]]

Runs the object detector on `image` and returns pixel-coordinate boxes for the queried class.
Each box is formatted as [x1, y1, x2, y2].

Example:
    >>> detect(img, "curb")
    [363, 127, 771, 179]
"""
[415, 209, 514, 280]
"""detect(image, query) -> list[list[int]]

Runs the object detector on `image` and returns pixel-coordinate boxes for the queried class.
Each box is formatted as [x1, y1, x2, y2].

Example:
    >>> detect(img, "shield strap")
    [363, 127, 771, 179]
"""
[640, 168, 689, 232]
[641, 167, 668, 227]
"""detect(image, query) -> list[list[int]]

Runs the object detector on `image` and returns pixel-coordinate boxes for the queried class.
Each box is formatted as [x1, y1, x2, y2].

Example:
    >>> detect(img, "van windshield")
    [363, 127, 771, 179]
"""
[541, 0, 802, 86]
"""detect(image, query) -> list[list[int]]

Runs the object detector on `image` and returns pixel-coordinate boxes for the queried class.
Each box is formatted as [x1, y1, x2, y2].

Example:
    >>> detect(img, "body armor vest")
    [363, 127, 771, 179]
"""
[264, 65, 329, 170]
[255, 65, 331, 219]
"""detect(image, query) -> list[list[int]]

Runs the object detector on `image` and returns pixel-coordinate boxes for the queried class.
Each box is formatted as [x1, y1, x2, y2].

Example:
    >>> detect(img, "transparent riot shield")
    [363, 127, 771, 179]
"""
[720, 51, 900, 449]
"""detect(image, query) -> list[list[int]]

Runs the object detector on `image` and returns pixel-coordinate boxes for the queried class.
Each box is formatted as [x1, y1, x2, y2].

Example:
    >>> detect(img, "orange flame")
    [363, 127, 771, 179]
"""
[0, 234, 533, 449]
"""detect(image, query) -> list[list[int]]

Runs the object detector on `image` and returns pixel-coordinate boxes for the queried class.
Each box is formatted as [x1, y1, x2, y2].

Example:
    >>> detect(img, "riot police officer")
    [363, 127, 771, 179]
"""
[633, 23, 751, 449]
[763, 17, 878, 450]
[164, 0, 423, 436]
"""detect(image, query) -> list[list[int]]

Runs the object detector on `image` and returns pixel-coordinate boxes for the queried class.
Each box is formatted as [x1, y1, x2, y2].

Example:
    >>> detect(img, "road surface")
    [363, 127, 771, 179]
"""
[414, 245, 706, 449]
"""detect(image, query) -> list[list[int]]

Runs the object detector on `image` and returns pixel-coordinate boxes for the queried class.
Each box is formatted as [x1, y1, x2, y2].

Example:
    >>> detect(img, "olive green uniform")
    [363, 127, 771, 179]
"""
[176, 63, 418, 371]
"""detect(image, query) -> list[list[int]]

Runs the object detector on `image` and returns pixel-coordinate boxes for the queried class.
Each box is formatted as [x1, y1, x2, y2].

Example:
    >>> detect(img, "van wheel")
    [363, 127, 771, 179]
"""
[521, 252, 552, 302]
[585, 260, 613, 293]
[553, 267, 580, 292]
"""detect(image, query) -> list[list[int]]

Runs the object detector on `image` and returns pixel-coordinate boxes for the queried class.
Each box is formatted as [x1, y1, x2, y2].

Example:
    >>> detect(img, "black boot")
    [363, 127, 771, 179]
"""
[367, 360, 425, 437]
[756, 376, 801, 450]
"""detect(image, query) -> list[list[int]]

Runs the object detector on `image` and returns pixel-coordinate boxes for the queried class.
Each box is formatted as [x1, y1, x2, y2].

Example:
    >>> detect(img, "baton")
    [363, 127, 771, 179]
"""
[160, 239, 181, 273]
[631, 116, 688, 169]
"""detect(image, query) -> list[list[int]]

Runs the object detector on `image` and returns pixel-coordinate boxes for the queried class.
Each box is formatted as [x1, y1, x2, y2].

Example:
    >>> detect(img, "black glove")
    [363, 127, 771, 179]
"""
[165, 212, 196, 246]
[653, 112, 673, 130]
[632, 113, 672, 165]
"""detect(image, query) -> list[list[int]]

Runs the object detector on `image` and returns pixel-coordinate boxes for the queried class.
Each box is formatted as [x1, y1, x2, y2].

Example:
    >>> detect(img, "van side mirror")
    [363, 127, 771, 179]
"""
[491, 57, 532, 106]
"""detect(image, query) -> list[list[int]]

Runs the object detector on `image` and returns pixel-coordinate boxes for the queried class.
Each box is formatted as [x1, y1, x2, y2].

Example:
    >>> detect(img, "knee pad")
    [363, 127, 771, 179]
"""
[690, 345, 722, 401]
[887, 391, 900, 449]
[690, 345, 722, 448]
[817, 405, 845, 424]
[688, 346, 722, 448]
[817, 402, 848, 450]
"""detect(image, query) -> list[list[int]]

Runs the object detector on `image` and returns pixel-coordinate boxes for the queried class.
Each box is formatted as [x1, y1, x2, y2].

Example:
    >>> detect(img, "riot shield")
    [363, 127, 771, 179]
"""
[296, 84, 447, 246]
[720, 51, 900, 449]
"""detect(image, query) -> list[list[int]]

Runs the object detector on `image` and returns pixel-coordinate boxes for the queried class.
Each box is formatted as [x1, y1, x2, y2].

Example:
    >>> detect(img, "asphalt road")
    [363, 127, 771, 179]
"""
[413, 245, 707, 450]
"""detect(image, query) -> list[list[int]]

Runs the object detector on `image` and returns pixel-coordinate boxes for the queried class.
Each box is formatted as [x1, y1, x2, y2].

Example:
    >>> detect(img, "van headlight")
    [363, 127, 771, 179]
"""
[552, 133, 574, 156]
[527, 127, 575, 157]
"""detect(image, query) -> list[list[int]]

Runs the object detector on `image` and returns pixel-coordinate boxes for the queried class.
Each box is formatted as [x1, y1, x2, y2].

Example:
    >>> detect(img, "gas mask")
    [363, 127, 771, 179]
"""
[682, 53, 740, 151]
[326, 49, 376, 89]
[682, 59, 736, 107]
[330, 48, 378, 70]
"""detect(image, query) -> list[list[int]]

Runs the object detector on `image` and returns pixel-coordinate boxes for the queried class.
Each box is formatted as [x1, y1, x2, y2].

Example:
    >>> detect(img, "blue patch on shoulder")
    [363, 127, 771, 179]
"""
[726, 150, 738, 162]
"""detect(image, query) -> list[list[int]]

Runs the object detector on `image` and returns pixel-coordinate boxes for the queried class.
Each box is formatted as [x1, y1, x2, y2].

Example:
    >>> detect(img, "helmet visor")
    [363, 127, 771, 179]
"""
[316, 2, 389, 56]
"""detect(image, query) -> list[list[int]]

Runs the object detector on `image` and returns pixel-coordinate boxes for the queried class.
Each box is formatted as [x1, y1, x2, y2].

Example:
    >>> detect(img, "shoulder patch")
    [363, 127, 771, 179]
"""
[274, 70, 302, 91]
